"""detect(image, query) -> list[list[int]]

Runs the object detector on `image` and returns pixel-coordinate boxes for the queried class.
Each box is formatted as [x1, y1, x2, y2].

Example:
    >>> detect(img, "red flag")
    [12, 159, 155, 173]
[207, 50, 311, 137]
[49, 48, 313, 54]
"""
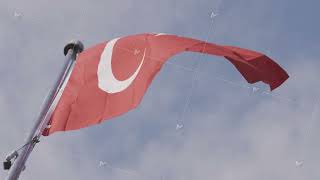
[43, 33, 288, 135]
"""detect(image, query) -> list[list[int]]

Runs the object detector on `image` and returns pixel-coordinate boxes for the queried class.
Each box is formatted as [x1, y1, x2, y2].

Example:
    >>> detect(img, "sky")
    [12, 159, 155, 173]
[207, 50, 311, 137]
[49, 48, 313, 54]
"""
[0, 0, 319, 179]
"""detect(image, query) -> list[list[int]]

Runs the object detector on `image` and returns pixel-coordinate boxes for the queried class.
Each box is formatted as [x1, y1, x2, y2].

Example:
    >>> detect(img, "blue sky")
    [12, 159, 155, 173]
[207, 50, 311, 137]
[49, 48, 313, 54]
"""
[1, 0, 319, 179]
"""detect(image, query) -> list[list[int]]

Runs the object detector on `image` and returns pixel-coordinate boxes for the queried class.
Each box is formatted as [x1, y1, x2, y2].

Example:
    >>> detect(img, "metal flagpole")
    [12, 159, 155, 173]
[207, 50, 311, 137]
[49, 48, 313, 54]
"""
[4, 40, 84, 180]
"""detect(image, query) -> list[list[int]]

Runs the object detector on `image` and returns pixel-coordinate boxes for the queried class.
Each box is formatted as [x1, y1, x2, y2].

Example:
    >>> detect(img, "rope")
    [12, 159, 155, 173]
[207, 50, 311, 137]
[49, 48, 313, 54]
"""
[15, 137, 40, 152]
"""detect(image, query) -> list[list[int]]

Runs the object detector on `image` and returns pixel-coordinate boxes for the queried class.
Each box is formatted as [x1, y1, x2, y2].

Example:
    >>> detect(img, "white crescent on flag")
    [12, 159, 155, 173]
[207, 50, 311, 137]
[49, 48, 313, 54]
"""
[97, 38, 146, 93]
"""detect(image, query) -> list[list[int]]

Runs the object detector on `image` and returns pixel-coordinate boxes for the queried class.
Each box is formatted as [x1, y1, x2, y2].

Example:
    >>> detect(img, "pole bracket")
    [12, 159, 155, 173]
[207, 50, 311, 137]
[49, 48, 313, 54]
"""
[31, 136, 40, 144]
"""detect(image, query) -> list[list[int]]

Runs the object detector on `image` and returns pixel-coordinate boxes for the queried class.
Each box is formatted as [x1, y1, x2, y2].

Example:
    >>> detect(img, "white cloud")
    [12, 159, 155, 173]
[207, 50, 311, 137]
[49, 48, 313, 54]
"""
[0, 0, 319, 179]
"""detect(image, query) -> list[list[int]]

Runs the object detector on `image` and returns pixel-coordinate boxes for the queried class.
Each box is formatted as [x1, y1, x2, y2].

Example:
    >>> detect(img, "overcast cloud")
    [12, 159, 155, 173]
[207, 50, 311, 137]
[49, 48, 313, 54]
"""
[0, 0, 319, 179]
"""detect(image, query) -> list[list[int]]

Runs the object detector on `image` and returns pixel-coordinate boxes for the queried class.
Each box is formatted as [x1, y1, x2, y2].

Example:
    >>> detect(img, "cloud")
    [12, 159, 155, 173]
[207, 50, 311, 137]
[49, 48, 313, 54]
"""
[1, 0, 319, 179]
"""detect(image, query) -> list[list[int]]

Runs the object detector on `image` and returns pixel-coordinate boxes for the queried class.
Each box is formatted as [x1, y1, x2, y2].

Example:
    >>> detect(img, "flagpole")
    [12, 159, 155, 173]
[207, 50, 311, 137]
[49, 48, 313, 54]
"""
[5, 40, 84, 180]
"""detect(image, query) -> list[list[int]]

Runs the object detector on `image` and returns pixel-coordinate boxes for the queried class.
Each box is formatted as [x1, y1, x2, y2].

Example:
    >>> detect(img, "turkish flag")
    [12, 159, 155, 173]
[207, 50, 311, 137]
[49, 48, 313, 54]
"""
[43, 33, 288, 135]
